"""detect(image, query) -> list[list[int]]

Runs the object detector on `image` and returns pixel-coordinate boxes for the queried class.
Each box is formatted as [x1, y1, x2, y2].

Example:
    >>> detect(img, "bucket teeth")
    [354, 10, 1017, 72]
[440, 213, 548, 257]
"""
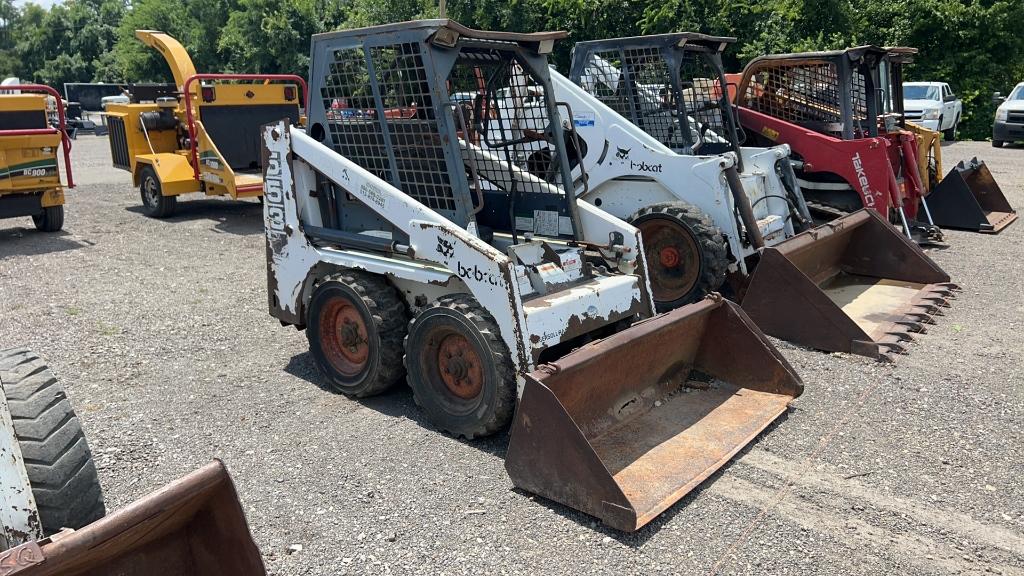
[893, 320, 926, 333]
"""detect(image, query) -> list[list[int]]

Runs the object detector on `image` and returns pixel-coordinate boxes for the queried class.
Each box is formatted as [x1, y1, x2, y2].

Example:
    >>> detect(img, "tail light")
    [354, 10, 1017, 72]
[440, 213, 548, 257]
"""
[201, 86, 216, 103]
[284, 86, 296, 102]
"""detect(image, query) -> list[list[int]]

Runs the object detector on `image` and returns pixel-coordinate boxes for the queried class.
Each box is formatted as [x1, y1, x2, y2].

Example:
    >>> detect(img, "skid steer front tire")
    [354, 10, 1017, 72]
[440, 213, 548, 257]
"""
[404, 295, 515, 440]
[139, 165, 177, 218]
[307, 271, 408, 397]
[0, 348, 105, 535]
[630, 202, 728, 312]
[32, 205, 64, 232]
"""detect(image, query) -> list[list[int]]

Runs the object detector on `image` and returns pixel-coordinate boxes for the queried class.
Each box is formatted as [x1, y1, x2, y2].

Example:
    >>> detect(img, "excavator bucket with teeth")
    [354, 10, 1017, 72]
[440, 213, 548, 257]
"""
[741, 209, 958, 360]
[505, 297, 802, 532]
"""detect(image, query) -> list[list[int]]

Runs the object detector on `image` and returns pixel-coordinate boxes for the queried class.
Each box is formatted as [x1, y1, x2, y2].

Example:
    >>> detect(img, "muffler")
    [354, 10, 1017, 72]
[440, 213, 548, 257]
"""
[10, 461, 265, 575]
[505, 296, 802, 532]
[925, 157, 1017, 233]
[741, 209, 958, 360]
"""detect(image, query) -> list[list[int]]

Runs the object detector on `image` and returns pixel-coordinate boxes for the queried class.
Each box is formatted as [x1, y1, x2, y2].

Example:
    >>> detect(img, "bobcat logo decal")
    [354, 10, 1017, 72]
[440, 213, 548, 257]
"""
[615, 147, 631, 159]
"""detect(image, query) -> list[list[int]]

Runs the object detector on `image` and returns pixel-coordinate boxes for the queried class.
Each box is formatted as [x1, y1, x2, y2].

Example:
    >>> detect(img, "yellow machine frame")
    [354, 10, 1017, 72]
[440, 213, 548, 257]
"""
[0, 85, 72, 232]
[105, 30, 304, 217]
[905, 120, 942, 194]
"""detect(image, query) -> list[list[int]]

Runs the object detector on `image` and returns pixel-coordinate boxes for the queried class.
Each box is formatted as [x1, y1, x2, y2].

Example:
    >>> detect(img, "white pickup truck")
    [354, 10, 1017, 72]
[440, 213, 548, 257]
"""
[902, 81, 962, 140]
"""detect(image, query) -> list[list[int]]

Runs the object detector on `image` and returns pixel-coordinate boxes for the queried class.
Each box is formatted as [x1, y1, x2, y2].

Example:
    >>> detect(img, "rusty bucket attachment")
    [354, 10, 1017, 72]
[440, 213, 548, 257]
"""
[505, 297, 803, 532]
[741, 209, 958, 360]
[10, 461, 265, 576]
[925, 158, 1017, 233]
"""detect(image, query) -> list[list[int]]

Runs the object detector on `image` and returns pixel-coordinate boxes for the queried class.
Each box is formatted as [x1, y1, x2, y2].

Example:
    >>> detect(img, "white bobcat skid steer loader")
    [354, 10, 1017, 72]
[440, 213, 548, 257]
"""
[263, 20, 803, 531]
[561, 33, 812, 310]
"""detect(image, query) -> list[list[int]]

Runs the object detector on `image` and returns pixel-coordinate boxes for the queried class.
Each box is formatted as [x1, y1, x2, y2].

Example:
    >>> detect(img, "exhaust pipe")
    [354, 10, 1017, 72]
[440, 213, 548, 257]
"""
[506, 296, 802, 531]
[741, 209, 958, 360]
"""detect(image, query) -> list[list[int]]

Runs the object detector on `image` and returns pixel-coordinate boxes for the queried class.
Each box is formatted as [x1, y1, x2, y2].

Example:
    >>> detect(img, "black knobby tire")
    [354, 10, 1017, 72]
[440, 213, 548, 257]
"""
[0, 348, 105, 534]
[404, 295, 516, 440]
[992, 140, 1004, 149]
[943, 115, 959, 142]
[630, 202, 728, 312]
[306, 271, 408, 397]
[139, 165, 177, 218]
[32, 205, 64, 232]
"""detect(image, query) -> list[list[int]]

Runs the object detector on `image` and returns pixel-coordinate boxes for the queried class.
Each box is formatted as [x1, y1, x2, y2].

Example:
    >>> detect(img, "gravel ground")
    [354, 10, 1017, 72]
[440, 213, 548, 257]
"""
[0, 136, 1022, 575]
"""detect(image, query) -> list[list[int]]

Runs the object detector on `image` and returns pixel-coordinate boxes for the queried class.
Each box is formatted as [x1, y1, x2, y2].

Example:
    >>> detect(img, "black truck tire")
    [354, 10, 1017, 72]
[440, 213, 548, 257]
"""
[0, 348, 105, 535]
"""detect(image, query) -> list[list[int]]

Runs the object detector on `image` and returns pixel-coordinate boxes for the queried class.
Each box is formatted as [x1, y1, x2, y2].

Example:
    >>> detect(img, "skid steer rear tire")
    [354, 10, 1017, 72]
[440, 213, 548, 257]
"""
[139, 165, 177, 219]
[32, 205, 64, 232]
[0, 348, 105, 535]
[404, 295, 515, 440]
[307, 271, 408, 398]
[630, 202, 728, 312]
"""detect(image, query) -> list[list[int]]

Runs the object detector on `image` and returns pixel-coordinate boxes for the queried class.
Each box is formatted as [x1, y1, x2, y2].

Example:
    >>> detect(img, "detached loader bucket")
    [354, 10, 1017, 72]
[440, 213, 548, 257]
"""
[742, 209, 957, 360]
[13, 461, 265, 576]
[926, 158, 1017, 233]
[505, 297, 802, 532]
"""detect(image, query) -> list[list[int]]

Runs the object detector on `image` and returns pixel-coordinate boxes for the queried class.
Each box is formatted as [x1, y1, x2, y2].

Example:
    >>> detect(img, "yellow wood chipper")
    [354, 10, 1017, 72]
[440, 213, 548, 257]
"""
[105, 30, 305, 218]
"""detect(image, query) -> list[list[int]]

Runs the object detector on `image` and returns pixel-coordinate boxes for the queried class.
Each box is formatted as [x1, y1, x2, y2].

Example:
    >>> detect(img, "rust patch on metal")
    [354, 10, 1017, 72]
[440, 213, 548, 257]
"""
[0, 541, 43, 574]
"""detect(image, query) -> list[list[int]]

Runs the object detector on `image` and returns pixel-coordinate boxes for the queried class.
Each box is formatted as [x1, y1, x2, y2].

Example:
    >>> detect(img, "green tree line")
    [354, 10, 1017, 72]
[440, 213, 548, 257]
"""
[1, 0, 1021, 138]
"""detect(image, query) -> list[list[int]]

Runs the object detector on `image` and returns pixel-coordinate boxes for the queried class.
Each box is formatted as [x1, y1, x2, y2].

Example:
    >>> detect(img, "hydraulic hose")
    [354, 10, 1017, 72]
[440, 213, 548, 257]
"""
[725, 166, 765, 249]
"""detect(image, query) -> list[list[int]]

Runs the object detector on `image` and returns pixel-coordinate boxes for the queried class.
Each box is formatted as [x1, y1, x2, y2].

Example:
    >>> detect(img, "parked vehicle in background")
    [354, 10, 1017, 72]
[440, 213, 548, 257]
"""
[100, 92, 129, 110]
[992, 83, 1024, 148]
[903, 81, 961, 140]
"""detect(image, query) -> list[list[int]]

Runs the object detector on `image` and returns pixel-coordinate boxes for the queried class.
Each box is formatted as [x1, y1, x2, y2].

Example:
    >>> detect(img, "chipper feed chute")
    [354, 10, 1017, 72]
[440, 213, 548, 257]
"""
[925, 158, 1018, 233]
[741, 209, 958, 360]
[9, 461, 265, 576]
[505, 297, 803, 532]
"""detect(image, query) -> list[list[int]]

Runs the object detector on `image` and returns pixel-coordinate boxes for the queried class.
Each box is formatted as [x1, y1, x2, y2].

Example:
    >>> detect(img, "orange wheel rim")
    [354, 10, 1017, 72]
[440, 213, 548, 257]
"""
[638, 216, 701, 303]
[319, 298, 370, 377]
[436, 333, 483, 400]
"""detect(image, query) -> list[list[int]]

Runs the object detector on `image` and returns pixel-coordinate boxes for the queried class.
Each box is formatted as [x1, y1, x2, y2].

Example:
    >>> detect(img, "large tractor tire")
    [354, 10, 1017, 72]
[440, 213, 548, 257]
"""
[139, 165, 177, 218]
[306, 271, 408, 397]
[32, 205, 64, 232]
[0, 348, 105, 535]
[404, 294, 516, 440]
[629, 202, 729, 312]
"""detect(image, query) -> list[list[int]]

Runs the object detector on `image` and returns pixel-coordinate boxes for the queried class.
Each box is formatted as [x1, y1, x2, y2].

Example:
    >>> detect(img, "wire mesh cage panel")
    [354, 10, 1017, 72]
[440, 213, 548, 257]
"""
[313, 27, 579, 239]
[320, 43, 457, 213]
[739, 59, 872, 139]
[576, 46, 731, 153]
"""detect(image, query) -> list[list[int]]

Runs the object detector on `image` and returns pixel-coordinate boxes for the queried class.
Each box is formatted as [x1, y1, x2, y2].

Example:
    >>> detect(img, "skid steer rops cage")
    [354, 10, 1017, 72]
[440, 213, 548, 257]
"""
[268, 19, 804, 531]
[882, 48, 1016, 233]
[735, 46, 945, 245]
[569, 33, 744, 159]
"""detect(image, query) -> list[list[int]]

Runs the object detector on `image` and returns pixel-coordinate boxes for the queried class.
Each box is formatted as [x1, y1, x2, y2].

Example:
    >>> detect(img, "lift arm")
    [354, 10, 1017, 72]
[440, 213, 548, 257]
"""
[134, 30, 198, 92]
